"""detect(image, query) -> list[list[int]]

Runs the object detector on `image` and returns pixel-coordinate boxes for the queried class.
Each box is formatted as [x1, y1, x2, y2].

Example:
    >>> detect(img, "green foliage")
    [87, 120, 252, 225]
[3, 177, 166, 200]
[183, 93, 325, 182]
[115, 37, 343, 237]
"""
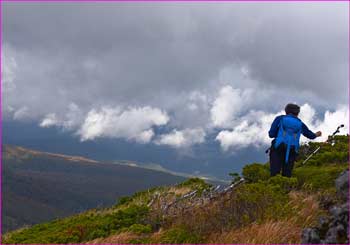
[294, 165, 348, 191]
[303, 151, 348, 166]
[157, 227, 203, 244]
[115, 186, 165, 208]
[233, 182, 289, 223]
[125, 224, 152, 234]
[268, 175, 298, 193]
[127, 226, 203, 244]
[177, 177, 209, 188]
[229, 172, 241, 184]
[176, 177, 212, 194]
[131, 186, 163, 199]
[297, 135, 349, 167]
[115, 196, 132, 207]
[3, 205, 150, 244]
[242, 163, 270, 183]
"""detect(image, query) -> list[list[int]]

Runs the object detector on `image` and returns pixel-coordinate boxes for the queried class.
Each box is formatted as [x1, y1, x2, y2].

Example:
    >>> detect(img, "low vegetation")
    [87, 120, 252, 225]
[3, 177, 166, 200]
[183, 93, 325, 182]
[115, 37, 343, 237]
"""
[3, 135, 348, 244]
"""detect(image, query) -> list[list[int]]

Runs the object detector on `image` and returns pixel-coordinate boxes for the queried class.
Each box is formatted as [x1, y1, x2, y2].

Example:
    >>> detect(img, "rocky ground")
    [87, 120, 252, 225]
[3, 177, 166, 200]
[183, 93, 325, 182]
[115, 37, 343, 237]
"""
[301, 170, 349, 244]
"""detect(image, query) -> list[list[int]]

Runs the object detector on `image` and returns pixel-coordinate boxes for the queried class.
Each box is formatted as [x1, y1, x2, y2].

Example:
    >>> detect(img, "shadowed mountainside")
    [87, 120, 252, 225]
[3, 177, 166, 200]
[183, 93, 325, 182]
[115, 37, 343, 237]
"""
[2, 145, 186, 233]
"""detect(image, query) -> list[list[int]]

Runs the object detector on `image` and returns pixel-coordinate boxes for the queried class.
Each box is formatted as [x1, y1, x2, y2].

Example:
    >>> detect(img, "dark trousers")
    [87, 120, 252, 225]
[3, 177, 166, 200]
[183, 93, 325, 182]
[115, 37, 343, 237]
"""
[269, 143, 297, 177]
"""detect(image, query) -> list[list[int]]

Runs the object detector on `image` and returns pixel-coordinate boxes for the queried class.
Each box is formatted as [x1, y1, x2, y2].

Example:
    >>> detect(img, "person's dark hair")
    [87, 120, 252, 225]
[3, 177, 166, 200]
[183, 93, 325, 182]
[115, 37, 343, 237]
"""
[285, 103, 300, 116]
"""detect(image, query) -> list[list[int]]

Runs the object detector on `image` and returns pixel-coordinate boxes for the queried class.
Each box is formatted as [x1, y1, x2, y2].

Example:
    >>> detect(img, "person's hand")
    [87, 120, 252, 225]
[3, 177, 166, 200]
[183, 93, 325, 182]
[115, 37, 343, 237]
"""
[315, 131, 322, 137]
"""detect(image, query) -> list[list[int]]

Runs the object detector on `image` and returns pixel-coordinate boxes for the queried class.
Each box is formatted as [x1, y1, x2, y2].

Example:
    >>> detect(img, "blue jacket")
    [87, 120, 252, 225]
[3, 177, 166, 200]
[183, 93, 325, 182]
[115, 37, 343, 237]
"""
[268, 115, 317, 140]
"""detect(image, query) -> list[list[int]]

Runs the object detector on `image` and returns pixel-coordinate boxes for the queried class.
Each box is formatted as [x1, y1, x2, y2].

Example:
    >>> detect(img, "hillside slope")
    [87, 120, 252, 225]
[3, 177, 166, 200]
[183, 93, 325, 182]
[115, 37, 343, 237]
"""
[2, 145, 187, 233]
[3, 135, 349, 244]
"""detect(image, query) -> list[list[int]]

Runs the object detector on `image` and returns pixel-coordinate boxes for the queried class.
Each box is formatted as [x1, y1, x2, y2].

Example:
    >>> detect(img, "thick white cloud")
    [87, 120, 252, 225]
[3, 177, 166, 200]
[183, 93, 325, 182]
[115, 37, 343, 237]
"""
[215, 104, 348, 151]
[312, 105, 349, 142]
[39, 103, 208, 147]
[298, 103, 348, 142]
[78, 106, 169, 142]
[33, 83, 347, 151]
[156, 128, 206, 148]
[211, 86, 242, 127]
[298, 103, 316, 126]
[211, 86, 253, 128]
[137, 129, 155, 144]
[39, 103, 84, 130]
[216, 110, 280, 151]
[40, 113, 59, 128]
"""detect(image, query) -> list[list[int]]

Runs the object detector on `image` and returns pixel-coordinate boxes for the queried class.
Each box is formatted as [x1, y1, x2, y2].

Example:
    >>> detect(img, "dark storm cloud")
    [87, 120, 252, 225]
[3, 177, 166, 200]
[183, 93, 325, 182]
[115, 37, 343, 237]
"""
[234, 4, 348, 100]
[2, 2, 348, 143]
[4, 3, 227, 102]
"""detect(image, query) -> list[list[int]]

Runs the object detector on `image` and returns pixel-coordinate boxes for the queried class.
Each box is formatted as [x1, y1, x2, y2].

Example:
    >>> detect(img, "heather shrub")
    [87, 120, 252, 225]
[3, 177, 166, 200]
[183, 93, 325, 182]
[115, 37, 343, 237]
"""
[293, 165, 348, 191]
[3, 205, 150, 244]
[268, 175, 298, 193]
[125, 224, 152, 234]
[242, 163, 270, 183]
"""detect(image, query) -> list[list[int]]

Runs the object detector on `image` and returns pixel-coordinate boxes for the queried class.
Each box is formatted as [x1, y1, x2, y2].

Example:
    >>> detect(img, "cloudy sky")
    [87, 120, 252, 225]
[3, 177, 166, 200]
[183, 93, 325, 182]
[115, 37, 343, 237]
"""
[3, 3, 349, 166]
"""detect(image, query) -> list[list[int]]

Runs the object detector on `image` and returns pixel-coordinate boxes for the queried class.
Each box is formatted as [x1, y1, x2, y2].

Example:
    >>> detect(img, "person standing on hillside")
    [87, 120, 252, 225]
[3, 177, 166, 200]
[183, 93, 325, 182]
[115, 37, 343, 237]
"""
[268, 103, 322, 177]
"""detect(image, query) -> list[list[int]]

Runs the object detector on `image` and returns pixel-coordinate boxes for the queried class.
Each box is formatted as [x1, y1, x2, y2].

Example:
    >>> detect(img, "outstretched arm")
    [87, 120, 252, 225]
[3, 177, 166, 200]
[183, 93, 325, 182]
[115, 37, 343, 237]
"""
[302, 123, 319, 139]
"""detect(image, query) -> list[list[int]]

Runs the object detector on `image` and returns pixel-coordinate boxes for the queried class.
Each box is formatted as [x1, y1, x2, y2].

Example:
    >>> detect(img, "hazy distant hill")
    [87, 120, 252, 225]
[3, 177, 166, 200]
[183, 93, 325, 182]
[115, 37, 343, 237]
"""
[2, 145, 186, 233]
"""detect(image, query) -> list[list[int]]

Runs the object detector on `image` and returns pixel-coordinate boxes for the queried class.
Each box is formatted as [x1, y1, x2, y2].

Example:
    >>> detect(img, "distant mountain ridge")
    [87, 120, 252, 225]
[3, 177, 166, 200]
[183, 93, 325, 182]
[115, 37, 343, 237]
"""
[5, 145, 226, 183]
[112, 161, 228, 184]
[2, 145, 187, 233]
[4, 145, 99, 164]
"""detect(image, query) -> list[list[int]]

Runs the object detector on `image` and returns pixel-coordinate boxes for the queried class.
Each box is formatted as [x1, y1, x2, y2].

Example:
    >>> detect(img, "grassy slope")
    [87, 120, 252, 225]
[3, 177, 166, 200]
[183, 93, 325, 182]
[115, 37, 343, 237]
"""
[3, 135, 348, 244]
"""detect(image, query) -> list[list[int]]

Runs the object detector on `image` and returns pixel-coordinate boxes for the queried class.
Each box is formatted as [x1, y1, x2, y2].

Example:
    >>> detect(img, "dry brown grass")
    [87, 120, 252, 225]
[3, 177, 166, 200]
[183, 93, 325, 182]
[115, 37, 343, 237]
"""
[146, 229, 164, 243]
[208, 191, 322, 244]
[88, 232, 139, 244]
[209, 220, 301, 244]
[88, 229, 167, 244]
[287, 191, 322, 227]
[87, 190, 322, 244]
[168, 186, 192, 196]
